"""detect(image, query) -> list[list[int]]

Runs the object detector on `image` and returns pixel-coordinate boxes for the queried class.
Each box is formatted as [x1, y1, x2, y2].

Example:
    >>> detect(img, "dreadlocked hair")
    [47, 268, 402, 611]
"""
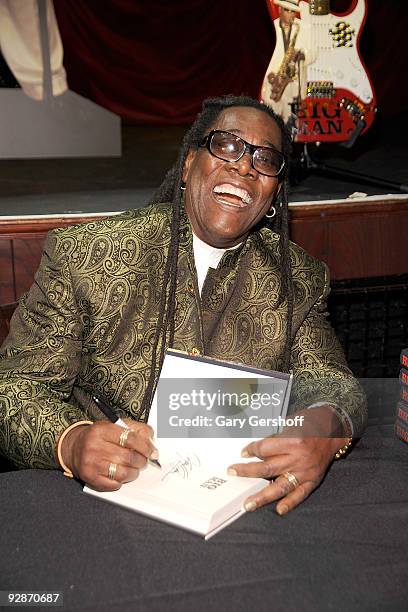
[141, 95, 294, 418]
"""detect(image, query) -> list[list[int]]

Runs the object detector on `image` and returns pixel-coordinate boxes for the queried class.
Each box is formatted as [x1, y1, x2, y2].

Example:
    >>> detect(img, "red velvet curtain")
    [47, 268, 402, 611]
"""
[53, 0, 408, 125]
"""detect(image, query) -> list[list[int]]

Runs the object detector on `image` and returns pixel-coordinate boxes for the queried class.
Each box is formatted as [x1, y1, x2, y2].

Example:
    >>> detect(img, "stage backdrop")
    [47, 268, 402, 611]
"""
[53, 0, 407, 125]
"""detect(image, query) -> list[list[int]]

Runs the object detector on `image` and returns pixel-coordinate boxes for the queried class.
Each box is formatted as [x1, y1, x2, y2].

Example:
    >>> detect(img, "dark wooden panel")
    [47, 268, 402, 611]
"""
[0, 239, 15, 303]
[289, 217, 328, 266]
[0, 301, 18, 347]
[290, 199, 408, 280]
[326, 211, 408, 279]
[0, 214, 107, 236]
[13, 237, 45, 299]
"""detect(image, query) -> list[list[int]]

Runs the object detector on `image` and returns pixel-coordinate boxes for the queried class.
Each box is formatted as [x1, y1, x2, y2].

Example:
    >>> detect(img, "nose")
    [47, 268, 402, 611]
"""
[228, 152, 257, 178]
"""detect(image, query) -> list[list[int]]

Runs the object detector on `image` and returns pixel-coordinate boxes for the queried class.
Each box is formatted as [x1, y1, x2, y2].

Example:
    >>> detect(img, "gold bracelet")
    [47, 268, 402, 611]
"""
[56, 420, 93, 478]
[334, 437, 353, 459]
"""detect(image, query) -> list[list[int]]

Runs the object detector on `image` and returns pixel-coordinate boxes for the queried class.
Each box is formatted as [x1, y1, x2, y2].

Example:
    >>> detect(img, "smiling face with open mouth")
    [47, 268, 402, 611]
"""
[182, 106, 283, 248]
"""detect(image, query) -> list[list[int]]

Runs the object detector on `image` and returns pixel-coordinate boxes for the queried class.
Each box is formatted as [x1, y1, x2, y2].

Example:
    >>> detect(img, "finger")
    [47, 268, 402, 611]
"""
[122, 427, 158, 460]
[100, 422, 157, 459]
[123, 419, 154, 439]
[99, 421, 152, 446]
[275, 481, 315, 516]
[228, 456, 290, 480]
[241, 436, 293, 460]
[82, 468, 138, 493]
[104, 444, 149, 470]
[98, 461, 140, 485]
[86, 478, 123, 493]
[243, 472, 309, 512]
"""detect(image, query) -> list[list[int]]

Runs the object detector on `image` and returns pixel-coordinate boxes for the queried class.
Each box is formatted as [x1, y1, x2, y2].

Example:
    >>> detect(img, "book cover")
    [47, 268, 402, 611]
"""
[396, 401, 408, 426]
[395, 420, 408, 444]
[400, 385, 408, 406]
[399, 368, 408, 387]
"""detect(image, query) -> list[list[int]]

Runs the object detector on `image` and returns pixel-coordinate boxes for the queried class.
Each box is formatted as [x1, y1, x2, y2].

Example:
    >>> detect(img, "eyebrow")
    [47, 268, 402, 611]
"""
[223, 128, 279, 149]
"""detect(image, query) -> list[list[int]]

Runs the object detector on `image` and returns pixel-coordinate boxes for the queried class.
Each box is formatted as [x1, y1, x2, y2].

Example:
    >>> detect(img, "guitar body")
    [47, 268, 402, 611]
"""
[260, 0, 376, 144]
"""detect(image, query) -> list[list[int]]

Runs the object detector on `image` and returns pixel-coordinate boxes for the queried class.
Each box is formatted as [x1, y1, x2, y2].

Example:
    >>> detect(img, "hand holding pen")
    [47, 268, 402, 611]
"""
[58, 396, 160, 492]
[92, 395, 161, 469]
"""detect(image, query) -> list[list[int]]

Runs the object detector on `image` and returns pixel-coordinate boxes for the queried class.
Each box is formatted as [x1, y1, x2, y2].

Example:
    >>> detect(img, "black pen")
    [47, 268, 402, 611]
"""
[92, 394, 161, 469]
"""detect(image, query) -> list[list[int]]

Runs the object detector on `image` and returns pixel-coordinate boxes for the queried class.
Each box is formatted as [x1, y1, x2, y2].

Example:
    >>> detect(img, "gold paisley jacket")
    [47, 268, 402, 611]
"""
[0, 202, 366, 469]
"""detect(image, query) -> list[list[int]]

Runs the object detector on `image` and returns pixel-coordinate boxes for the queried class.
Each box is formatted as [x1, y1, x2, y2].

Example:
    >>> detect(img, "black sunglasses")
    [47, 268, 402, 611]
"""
[199, 130, 286, 178]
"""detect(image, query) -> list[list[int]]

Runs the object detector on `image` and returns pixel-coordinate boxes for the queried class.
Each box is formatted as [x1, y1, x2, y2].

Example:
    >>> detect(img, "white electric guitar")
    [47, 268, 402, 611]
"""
[260, 0, 376, 145]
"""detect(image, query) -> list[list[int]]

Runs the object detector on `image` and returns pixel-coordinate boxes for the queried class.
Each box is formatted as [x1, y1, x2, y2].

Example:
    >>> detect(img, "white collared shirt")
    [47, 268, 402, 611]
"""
[192, 233, 241, 295]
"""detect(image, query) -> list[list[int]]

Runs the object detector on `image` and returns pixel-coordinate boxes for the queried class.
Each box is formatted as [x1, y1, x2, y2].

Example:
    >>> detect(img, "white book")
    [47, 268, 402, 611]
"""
[84, 350, 292, 539]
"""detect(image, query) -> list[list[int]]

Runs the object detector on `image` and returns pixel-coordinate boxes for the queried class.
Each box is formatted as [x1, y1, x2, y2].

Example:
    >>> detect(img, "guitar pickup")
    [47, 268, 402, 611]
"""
[306, 81, 335, 98]
[309, 0, 330, 15]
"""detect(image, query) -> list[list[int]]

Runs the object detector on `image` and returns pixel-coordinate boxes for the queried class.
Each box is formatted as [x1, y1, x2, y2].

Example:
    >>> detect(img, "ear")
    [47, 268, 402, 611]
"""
[182, 149, 197, 183]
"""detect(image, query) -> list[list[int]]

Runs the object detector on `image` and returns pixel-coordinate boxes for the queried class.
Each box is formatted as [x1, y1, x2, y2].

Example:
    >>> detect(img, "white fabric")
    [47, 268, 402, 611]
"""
[192, 233, 242, 295]
[192, 233, 227, 295]
[274, 0, 300, 10]
[0, 0, 67, 100]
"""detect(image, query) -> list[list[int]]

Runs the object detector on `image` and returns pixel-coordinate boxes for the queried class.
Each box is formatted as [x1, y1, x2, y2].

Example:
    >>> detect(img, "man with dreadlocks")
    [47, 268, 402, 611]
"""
[0, 95, 366, 515]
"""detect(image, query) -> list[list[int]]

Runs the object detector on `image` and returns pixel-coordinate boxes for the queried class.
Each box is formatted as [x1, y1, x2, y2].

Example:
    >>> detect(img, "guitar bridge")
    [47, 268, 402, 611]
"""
[340, 97, 371, 148]
[341, 97, 365, 120]
[306, 82, 335, 98]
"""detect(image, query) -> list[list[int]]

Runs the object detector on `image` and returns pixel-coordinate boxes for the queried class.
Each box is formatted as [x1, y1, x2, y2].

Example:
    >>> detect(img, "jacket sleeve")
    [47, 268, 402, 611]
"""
[0, 230, 88, 469]
[289, 262, 367, 438]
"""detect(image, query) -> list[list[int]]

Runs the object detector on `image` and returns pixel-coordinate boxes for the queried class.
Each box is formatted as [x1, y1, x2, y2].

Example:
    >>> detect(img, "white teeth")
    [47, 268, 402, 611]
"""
[213, 183, 253, 204]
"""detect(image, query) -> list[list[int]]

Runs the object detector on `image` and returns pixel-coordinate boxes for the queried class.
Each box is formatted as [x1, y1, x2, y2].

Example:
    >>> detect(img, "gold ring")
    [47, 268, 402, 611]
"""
[119, 428, 131, 448]
[282, 471, 299, 490]
[108, 462, 117, 480]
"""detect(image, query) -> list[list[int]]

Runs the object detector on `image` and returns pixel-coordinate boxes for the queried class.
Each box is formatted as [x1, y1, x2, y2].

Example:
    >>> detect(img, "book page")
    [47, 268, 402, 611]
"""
[149, 350, 292, 468]
[108, 448, 265, 518]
